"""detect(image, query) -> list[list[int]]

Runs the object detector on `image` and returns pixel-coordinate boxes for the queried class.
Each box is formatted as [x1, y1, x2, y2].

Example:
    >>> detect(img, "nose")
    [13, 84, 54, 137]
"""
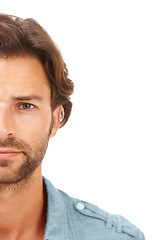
[0, 106, 15, 138]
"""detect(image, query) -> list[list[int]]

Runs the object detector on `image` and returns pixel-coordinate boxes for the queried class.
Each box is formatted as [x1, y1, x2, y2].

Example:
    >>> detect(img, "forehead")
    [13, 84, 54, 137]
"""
[0, 56, 51, 100]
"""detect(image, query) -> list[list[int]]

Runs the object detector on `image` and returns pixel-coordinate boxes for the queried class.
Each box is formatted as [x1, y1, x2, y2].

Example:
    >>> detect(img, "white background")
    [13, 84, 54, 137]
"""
[1, 1, 160, 239]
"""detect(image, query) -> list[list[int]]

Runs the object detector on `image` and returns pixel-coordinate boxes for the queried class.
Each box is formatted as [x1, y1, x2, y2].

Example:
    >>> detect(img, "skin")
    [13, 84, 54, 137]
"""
[0, 56, 62, 239]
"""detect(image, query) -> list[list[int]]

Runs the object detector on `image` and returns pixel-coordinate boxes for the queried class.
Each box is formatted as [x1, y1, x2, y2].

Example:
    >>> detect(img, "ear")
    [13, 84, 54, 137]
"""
[49, 105, 62, 138]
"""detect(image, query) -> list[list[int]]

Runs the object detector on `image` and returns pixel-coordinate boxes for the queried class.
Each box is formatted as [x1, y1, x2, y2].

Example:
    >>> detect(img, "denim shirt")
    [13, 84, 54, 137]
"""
[43, 177, 145, 240]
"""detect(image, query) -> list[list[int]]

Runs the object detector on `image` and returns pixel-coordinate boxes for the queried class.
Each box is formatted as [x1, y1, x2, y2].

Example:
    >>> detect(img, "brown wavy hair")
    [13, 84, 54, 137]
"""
[0, 13, 74, 127]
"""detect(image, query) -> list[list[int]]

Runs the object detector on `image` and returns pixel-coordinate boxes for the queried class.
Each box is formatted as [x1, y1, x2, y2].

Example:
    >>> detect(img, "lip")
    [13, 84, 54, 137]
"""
[0, 149, 21, 153]
[0, 149, 22, 159]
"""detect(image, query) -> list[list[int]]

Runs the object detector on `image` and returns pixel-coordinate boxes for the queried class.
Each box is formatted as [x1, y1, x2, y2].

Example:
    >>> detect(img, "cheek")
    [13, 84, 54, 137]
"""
[14, 113, 52, 141]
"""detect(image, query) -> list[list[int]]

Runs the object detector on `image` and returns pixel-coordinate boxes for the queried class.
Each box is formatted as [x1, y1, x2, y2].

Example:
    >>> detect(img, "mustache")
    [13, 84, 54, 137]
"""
[0, 137, 32, 153]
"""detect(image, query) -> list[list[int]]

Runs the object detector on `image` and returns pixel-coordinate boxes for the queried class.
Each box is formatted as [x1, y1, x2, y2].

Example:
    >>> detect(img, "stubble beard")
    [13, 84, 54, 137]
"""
[0, 122, 52, 191]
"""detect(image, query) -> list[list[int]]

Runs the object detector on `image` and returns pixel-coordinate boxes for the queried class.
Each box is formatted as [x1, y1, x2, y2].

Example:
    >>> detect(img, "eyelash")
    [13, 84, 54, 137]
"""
[16, 103, 36, 110]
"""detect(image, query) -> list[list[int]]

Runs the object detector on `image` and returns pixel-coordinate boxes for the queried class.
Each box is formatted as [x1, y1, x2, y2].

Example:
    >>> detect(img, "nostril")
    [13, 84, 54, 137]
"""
[8, 133, 13, 136]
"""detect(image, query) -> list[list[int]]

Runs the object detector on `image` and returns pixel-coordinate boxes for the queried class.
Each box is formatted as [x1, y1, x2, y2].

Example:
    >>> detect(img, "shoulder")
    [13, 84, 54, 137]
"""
[43, 178, 145, 240]
[59, 189, 145, 240]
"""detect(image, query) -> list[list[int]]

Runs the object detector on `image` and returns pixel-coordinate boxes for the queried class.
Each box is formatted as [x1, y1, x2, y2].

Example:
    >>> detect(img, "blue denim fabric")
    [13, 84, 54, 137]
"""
[43, 177, 145, 240]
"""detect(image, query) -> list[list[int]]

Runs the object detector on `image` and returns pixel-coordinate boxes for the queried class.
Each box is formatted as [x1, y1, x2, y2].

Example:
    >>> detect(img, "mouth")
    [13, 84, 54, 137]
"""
[0, 149, 22, 159]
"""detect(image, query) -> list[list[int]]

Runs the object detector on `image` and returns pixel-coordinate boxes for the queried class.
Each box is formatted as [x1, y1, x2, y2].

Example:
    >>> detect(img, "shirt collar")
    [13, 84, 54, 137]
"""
[43, 177, 67, 240]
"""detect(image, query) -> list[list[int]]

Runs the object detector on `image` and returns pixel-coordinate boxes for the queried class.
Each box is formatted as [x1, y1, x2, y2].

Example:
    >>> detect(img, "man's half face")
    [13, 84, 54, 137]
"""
[0, 56, 60, 185]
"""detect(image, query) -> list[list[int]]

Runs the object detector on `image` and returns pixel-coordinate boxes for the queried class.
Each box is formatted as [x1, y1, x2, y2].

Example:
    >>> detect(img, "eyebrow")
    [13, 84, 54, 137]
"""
[12, 94, 44, 102]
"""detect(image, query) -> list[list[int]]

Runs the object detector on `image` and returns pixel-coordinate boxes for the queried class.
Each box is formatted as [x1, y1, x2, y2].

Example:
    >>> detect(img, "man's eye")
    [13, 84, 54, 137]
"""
[17, 103, 35, 110]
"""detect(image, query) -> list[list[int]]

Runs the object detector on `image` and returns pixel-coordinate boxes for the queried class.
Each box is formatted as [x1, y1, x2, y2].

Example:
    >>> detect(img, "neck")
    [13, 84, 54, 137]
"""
[0, 167, 47, 240]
